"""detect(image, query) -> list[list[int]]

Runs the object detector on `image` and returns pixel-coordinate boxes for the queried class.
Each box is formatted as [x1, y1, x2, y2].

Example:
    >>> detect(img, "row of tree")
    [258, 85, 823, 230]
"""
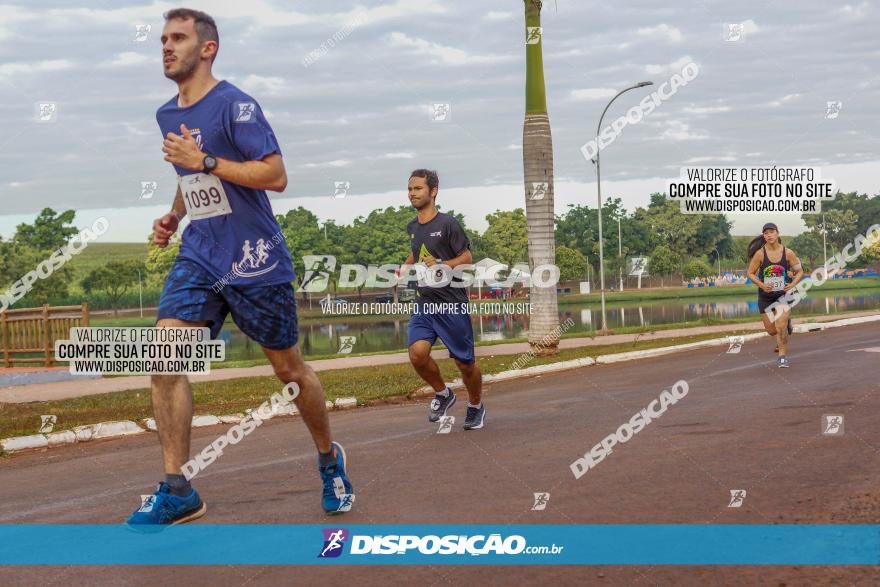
[1, 190, 878, 312]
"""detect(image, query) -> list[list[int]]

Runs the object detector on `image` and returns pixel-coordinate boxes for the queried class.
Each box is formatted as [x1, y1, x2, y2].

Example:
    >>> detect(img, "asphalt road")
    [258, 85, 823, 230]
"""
[1, 322, 878, 585]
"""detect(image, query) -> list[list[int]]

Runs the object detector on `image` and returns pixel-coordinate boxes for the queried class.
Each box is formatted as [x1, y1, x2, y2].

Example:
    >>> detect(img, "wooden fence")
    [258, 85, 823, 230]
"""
[0, 303, 90, 368]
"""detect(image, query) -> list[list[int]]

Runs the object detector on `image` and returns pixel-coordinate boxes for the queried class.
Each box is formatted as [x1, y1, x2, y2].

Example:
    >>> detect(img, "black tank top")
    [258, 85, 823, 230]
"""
[758, 245, 789, 298]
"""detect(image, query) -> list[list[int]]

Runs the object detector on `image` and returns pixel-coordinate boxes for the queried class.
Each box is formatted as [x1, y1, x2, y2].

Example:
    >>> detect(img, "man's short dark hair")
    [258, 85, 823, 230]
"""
[410, 169, 439, 192]
[164, 8, 219, 60]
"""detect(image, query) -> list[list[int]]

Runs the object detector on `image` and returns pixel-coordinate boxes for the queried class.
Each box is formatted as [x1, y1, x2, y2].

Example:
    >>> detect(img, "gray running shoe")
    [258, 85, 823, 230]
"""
[463, 404, 486, 430]
[428, 391, 456, 422]
[778, 356, 790, 368]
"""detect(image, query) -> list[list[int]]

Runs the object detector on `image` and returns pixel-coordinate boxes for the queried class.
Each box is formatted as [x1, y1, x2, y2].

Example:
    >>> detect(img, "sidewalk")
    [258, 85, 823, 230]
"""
[1, 311, 876, 404]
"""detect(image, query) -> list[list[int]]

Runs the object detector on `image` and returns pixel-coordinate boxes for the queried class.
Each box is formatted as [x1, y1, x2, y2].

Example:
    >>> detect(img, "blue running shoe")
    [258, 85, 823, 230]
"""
[125, 482, 206, 532]
[319, 441, 355, 515]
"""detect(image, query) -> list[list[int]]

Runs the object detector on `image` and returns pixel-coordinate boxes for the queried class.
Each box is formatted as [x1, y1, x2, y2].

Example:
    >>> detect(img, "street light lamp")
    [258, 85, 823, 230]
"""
[593, 81, 653, 334]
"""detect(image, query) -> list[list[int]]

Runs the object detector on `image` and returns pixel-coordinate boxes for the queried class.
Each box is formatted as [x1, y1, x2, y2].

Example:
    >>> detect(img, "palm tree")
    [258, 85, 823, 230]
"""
[522, 0, 560, 355]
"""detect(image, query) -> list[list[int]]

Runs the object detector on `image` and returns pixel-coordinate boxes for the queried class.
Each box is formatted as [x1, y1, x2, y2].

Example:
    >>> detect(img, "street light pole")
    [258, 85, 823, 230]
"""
[594, 81, 653, 334]
[618, 217, 623, 291]
[822, 212, 828, 268]
[135, 268, 144, 319]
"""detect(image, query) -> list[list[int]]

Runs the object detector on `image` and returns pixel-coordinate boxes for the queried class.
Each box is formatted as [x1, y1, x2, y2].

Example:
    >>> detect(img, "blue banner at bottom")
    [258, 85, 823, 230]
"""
[0, 525, 877, 565]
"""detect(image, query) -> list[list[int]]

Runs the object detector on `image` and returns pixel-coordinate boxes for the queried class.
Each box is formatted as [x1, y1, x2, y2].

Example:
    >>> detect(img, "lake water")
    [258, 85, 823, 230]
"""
[217, 292, 880, 361]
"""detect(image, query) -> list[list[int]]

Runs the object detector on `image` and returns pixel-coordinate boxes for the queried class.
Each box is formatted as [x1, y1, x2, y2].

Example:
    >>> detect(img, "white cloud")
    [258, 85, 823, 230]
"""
[569, 88, 617, 101]
[645, 55, 695, 75]
[839, 2, 870, 19]
[767, 93, 801, 107]
[380, 152, 415, 160]
[387, 32, 511, 65]
[484, 10, 515, 21]
[684, 155, 736, 163]
[637, 24, 682, 43]
[106, 52, 150, 67]
[682, 105, 731, 114]
[0, 59, 74, 79]
[302, 159, 351, 169]
[240, 74, 286, 96]
[658, 121, 708, 141]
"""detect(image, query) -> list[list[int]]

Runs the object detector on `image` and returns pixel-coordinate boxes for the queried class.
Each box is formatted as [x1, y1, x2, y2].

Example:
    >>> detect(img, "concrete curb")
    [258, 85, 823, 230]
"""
[2, 420, 144, 453]
[413, 357, 597, 397]
[2, 315, 875, 455]
[596, 333, 766, 364]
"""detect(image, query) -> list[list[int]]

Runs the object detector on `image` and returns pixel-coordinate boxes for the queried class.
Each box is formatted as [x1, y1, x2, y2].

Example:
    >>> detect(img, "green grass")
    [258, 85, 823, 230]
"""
[0, 328, 761, 439]
[65, 243, 149, 292]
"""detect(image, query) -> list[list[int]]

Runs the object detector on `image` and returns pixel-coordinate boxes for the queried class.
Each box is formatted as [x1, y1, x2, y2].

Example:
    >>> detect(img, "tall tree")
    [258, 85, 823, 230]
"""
[82, 260, 143, 316]
[522, 0, 560, 355]
[482, 209, 529, 270]
[788, 233, 823, 267]
[13, 208, 78, 251]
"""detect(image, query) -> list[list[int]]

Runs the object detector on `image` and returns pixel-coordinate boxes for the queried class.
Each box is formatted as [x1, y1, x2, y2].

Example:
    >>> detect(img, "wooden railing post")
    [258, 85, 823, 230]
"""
[83, 302, 90, 327]
[42, 304, 51, 367]
[1, 311, 8, 368]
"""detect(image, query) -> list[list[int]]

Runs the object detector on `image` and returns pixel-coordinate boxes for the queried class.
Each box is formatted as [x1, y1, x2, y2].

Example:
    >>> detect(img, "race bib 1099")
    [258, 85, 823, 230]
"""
[179, 173, 232, 220]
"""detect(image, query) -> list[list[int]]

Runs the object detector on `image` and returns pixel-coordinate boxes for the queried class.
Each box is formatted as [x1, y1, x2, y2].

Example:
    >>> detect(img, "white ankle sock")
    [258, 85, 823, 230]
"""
[437, 387, 450, 397]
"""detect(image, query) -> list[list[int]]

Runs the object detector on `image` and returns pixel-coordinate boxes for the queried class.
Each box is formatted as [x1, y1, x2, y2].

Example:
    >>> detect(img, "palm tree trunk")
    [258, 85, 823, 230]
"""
[523, 0, 560, 355]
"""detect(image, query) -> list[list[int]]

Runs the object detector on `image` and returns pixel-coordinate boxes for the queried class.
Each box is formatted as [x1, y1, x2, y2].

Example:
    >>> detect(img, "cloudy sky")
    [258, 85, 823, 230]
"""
[0, 0, 876, 242]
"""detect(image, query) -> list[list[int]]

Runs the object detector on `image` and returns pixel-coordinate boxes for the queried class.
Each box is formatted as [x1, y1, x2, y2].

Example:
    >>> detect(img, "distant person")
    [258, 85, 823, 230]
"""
[746, 223, 804, 367]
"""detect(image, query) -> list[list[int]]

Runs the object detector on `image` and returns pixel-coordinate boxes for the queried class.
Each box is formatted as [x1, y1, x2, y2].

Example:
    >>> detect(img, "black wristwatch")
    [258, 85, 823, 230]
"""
[202, 155, 218, 173]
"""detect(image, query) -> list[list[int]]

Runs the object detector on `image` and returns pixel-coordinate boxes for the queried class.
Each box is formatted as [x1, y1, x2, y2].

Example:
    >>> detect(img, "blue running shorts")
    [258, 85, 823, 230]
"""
[407, 305, 475, 363]
[157, 258, 298, 350]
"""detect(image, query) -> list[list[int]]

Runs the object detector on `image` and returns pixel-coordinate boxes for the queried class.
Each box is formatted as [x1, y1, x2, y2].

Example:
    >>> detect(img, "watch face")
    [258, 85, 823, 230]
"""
[204, 156, 216, 170]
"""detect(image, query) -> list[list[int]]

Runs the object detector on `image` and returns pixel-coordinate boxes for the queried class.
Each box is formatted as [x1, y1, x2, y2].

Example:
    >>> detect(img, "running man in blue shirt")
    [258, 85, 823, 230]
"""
[126, 8, 353, 528]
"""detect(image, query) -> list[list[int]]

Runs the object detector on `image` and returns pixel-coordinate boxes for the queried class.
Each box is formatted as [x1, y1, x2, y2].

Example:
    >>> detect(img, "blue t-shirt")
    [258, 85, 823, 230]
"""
[156, 80, 295, 286]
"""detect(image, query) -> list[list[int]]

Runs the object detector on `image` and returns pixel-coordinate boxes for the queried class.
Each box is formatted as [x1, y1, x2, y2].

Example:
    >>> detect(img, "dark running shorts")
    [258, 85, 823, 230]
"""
[407, 304, 475, 363]
[758, 292, 786, 315]
[157, 258, 299, 350]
